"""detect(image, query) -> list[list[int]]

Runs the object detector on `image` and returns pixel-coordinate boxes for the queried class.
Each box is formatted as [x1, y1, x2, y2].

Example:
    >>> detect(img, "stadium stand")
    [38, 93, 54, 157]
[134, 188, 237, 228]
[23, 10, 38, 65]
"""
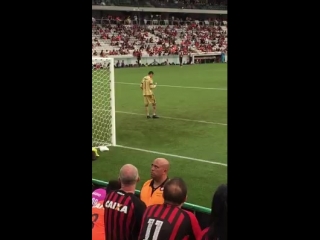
[92, 3, 227, 239]
[92, 15, 227, 63]
[92, 0, 227, 10]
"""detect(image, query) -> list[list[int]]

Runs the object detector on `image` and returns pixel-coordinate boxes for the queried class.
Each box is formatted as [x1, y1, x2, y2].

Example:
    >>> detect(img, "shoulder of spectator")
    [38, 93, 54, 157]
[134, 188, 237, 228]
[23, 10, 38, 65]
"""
[132, 195, 147, 211]
[183, 209, 199, 222]
[142, 179, 152, 188]
[197, 227, 209, 240]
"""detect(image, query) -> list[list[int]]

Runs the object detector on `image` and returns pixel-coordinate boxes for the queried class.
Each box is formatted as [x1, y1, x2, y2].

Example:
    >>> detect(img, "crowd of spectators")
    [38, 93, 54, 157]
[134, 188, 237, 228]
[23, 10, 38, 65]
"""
[92, 14, 228, 60]
[92, 0, 227, 10]
[150, 0, 227, 10]
[92, 157, 227, 240]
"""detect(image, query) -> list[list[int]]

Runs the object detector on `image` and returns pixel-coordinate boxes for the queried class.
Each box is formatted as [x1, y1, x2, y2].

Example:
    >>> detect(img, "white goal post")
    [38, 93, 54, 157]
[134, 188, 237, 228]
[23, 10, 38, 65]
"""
[92, 57, 116, 148]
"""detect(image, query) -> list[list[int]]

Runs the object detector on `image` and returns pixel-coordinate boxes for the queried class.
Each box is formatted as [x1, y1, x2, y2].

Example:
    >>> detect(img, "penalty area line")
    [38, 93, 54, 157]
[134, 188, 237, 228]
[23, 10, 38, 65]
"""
[116, 111, 227, 126]
[116, 145, 227, 167]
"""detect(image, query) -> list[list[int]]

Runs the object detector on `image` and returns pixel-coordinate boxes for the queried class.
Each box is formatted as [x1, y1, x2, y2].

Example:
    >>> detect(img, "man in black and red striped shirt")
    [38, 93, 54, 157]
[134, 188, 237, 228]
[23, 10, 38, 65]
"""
[138, 177, 202, 240]
[104, 164, 146, 240]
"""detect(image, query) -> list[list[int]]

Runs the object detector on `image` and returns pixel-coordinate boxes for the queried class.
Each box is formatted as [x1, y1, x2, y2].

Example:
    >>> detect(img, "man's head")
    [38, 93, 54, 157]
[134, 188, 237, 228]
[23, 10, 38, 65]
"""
[148, 71, 154, 78]
[163, 177, 187, 206]
[119, 164, 140, 186]
[106, 179, 121, 192]
[150, 158, 169, 181]
[210, 184, 227, 224]
[208, 184, 227, 240]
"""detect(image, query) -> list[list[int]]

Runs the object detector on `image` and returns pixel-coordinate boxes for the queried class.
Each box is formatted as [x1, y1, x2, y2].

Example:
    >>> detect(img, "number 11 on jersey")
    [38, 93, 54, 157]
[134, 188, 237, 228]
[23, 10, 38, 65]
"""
[143, 218, 164, 240]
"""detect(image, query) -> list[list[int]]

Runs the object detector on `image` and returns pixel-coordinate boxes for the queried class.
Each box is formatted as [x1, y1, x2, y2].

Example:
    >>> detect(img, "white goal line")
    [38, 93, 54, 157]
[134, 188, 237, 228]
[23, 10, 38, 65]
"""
[116, 82, 227, 91]
[116, 145, 228, 167]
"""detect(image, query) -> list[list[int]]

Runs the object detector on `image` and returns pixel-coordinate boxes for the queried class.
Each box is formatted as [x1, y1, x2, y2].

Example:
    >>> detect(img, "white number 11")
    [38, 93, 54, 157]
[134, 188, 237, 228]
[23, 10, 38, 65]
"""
[144, 218, 164, 240]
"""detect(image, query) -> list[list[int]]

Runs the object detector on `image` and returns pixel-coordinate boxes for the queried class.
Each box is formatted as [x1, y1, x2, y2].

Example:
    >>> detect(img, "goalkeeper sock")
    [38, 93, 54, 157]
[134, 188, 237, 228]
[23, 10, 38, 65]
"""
[92, 147, 99, 157]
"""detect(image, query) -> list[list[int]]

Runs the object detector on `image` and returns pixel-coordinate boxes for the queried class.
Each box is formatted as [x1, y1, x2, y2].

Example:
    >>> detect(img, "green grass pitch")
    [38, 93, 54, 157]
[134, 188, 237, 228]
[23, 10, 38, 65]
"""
[92, 64, 227, 208]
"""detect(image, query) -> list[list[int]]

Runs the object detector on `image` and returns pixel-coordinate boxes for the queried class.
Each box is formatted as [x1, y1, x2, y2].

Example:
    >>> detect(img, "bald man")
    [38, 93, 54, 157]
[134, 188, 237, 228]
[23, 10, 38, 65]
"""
[103, 164, 146, 240]
[140, 158, 170, 207]
[139, 178, 201, 240]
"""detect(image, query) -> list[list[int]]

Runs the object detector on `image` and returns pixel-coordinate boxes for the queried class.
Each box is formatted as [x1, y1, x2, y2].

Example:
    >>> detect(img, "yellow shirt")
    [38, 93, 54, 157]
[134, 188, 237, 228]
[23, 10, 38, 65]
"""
[141, 76, 154, 96]
[140, 178, 169, 207]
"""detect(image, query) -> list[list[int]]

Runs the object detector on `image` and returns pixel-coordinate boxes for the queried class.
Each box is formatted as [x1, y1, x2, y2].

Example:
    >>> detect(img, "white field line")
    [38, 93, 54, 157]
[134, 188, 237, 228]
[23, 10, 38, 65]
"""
[116, 145, 227, 167]
[93, 109, 227, 125]
[116, 111, 227, 126]
[116, 82, 227, 91]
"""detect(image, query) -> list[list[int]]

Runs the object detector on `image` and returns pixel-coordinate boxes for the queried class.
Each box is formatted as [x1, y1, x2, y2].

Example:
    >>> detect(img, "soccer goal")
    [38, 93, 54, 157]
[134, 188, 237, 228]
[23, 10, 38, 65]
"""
[92, 57, 116, 148]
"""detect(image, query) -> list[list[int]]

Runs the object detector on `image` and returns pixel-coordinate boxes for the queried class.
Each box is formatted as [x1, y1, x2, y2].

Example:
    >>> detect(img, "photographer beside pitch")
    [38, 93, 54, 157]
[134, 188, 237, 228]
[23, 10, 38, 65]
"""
[140, 71, 159, 119]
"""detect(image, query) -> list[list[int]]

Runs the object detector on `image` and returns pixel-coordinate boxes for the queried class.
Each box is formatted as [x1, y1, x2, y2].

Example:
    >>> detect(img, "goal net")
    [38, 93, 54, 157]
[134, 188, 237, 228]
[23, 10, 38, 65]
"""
[92, 57, 116, 148]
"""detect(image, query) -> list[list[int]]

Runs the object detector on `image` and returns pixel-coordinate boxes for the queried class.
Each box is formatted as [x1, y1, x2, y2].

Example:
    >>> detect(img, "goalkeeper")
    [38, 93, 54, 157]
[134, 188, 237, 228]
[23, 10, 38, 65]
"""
[140, 71, 159, 119]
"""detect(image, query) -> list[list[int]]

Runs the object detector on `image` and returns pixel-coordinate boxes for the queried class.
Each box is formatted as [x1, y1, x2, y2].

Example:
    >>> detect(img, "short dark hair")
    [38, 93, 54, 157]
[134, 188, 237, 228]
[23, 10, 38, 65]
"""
[208, 184, 227, 240]
[148, 71, 154, 75]
[106, 180, 121, 192]
[163, 177, 187, 205]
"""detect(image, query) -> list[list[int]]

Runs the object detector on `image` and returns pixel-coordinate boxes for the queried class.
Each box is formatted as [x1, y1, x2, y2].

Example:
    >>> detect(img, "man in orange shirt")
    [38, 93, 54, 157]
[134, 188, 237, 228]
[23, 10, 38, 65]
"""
[140, 158, 170, 207]
[92, 180, 121, 240]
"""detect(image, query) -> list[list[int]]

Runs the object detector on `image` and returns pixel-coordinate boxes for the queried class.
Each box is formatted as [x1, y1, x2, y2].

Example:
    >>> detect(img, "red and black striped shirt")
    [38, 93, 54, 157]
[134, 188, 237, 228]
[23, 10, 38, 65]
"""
[138, 203, 202, 240]
[197, 227, 209, 240]
[104, 190, 146, 240]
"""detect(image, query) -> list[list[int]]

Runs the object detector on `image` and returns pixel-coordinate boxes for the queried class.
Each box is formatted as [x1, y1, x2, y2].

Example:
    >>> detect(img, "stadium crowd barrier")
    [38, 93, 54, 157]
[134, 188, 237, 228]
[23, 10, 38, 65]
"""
[96, 53, 225, 65]
[92, 178, 212, 229]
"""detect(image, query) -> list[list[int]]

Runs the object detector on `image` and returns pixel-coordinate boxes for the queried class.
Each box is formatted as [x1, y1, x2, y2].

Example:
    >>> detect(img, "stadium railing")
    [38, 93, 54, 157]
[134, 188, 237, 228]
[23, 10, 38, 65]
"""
[92, 178, 211, 229]
[93, 54, 223, 66]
